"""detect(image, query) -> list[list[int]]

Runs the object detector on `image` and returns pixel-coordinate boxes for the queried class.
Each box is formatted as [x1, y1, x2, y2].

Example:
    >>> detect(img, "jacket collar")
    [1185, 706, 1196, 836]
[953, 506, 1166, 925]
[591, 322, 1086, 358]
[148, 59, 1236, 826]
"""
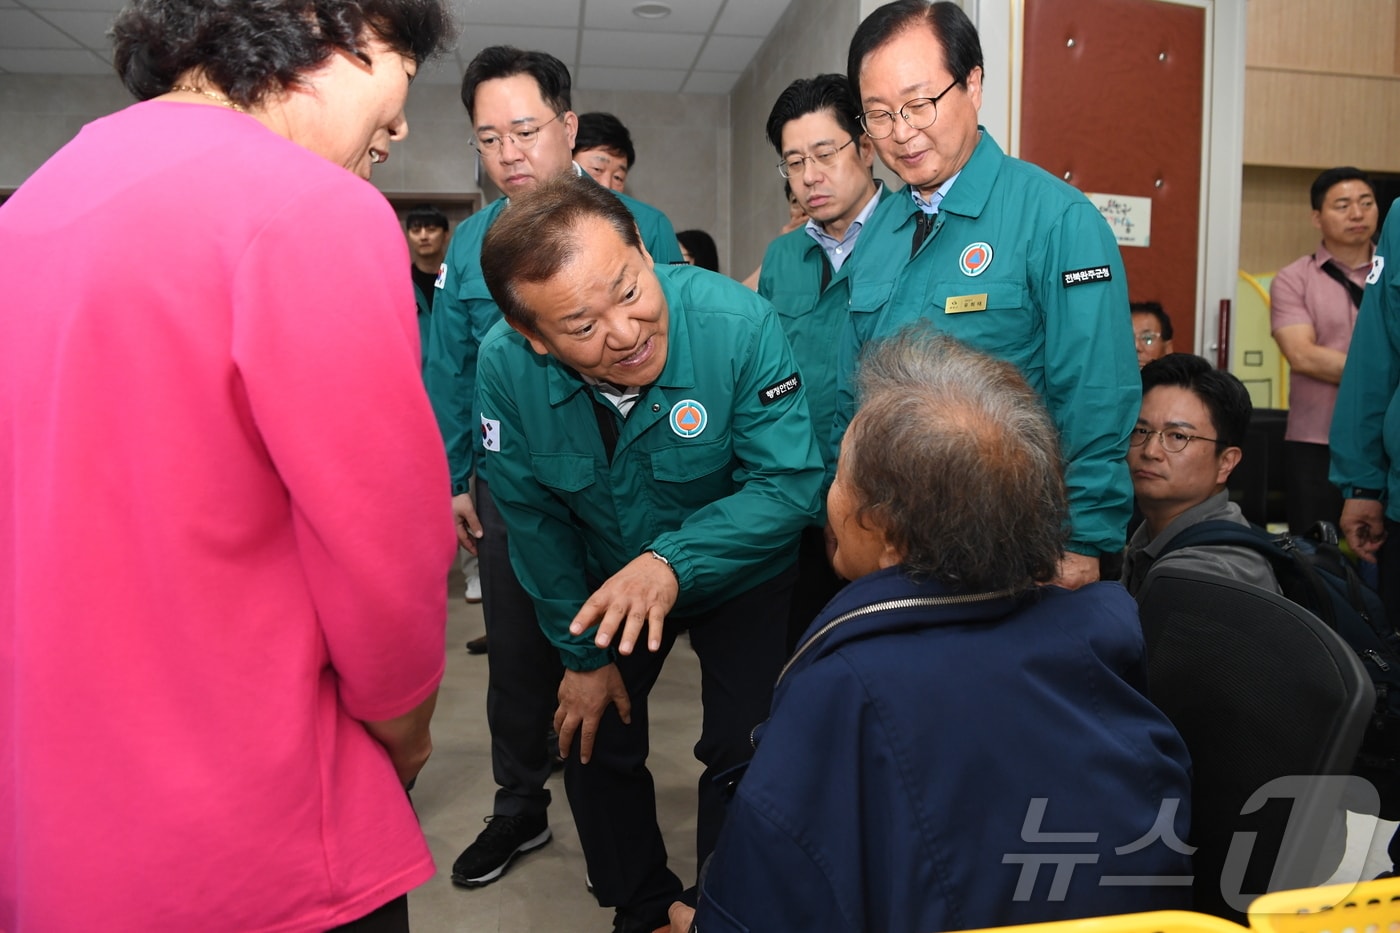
[785, 566, 1028, 682]
[893, 128, 1002, 230]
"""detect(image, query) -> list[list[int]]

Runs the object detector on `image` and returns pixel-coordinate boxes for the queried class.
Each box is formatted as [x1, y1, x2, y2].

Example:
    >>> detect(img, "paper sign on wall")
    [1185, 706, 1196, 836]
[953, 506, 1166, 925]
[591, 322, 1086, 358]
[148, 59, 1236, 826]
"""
[1085, 192, 1152, 248]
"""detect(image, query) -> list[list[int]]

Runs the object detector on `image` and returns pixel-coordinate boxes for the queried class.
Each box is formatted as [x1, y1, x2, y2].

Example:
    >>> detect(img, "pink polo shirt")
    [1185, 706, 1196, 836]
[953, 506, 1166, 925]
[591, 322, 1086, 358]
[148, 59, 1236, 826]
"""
[1, 101, 455, 931]
[1270, 242, 1373, 443]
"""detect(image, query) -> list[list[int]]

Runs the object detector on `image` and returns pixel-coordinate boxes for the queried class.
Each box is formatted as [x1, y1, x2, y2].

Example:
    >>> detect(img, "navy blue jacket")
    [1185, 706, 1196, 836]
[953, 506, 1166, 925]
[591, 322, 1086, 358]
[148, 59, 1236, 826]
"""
[695, 567, 1193, 932]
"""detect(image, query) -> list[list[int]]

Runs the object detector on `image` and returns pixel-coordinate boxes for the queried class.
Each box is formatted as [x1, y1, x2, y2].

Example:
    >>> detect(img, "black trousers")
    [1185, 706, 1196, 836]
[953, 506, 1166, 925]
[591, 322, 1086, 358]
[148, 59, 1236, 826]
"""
[785, 524, 844, 654]
[477, 478, 563, 820]
[1285, 441, 1345, 535]
[565, 565, 795, 928]
[327, 895, 408, 933]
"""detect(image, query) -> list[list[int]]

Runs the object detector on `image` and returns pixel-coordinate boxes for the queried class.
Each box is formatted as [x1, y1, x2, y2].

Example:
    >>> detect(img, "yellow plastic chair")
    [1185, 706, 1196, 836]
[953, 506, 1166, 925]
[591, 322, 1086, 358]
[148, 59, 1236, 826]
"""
[1249, 875, 1400, 933]
[958, 910, 1249, 933]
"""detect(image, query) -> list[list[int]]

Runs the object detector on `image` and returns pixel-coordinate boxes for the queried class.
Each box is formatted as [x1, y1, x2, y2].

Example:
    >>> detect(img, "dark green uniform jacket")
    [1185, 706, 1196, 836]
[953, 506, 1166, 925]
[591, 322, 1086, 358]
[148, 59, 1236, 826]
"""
[757, 185, 884, 468]
[1332, 199, 1400, 515]
[476, 265, 825, 671]
[423, 181, 682, 494]
[834, 130, 1139, 557]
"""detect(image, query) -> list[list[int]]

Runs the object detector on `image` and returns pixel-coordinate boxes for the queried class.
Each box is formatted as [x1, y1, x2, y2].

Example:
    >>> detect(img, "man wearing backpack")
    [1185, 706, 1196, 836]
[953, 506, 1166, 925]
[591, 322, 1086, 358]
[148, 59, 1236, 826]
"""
[1122, 354, 1280, 597]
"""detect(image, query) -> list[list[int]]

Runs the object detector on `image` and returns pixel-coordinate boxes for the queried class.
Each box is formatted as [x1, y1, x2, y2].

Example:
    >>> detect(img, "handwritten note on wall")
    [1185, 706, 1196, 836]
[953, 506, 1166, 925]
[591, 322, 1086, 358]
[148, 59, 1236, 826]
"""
[1085, 192, 1152, 248]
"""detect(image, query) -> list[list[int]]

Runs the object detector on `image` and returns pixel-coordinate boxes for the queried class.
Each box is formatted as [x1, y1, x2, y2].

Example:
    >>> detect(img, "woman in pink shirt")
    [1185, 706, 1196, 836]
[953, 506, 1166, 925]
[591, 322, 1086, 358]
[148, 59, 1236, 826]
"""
[0, 1, 457, 930]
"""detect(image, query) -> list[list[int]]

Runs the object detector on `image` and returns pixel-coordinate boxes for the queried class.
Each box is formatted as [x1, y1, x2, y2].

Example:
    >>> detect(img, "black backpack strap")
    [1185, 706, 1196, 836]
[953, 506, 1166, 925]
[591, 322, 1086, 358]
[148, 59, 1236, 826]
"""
[1155, 520, 1355, 630]
[1320, 260, 1365, 310]
[1154, 520, 1277, 557]
[1150, 518, 1307, 602]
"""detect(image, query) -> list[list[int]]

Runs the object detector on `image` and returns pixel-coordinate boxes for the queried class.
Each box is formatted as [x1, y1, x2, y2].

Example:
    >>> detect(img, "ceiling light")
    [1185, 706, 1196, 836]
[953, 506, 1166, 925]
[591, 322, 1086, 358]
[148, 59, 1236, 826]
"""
[632, 3, 672, 19]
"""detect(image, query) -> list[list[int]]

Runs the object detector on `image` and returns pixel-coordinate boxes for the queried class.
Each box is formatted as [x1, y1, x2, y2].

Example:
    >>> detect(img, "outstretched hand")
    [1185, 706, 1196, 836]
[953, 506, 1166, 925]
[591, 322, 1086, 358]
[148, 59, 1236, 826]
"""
[569, 552, 679, 655]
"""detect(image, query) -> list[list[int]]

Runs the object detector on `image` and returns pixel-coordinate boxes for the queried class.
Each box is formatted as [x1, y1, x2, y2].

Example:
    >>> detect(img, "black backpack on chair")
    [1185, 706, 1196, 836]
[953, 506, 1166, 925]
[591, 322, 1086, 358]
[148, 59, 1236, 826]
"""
[1154, 520, 1400, 811]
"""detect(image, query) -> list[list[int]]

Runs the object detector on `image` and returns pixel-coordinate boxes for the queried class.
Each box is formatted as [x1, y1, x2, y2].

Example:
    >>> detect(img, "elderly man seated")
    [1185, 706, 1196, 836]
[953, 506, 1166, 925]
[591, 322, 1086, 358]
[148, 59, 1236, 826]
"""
[1122, 354, 1280, 597]
[670, 331, 1194, 933]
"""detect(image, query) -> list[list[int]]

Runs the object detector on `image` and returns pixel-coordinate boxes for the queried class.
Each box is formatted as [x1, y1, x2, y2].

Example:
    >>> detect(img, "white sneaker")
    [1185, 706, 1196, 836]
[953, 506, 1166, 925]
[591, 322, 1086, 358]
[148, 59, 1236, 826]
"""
[465, 575, 483, 603]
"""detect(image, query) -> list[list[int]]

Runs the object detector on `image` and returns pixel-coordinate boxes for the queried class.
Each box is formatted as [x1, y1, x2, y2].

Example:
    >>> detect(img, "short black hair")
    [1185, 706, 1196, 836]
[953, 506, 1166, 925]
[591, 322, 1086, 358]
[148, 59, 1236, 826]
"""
[461, 45, 571, 121]
[1131, 301, 1173, 341]
[481, 173, 641, 329]
[848, 1, 983, 109]
[765, 74, 864, 154]
[1140, 353, 1252, 450]
[676, 230, 719, 273]
[574, 112, 636, 168]
[405, 203, 448, 230]
[1310, 166, 1375, 211]
[112, 0, 453, 108]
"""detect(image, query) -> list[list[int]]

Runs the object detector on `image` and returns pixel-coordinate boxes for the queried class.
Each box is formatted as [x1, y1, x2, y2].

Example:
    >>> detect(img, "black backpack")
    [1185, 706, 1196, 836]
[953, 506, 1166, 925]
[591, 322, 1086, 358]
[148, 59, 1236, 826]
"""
[1154, 520, 1400, 800]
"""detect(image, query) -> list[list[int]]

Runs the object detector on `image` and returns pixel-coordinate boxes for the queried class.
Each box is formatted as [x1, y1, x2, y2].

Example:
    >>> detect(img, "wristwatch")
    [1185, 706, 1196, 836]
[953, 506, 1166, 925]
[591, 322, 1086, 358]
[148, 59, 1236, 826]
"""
[647, 549, 679, 581]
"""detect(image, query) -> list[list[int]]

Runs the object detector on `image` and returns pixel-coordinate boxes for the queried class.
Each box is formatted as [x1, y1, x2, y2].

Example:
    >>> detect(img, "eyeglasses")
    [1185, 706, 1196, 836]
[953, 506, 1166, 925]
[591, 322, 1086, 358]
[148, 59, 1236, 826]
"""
[1136, 330, 1163, 347]
[472, 112, 563, 154]
[777, 138, 857, 179]
[860, 78, 960, 139]
[1128, 427, 1219, 454]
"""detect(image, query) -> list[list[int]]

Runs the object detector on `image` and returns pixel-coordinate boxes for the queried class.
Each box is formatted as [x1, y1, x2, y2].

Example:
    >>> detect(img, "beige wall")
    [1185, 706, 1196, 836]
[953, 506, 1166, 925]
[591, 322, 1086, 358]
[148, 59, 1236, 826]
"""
[728, 0, 864, 282]
[1238, 165, 1324, 275]
[1239, 0, 1400, 273]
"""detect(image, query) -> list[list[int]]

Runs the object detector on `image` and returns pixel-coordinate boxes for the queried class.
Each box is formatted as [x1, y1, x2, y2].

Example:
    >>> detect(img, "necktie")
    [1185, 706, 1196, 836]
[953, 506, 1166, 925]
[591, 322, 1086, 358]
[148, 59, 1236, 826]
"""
[911, 211, 935, 258]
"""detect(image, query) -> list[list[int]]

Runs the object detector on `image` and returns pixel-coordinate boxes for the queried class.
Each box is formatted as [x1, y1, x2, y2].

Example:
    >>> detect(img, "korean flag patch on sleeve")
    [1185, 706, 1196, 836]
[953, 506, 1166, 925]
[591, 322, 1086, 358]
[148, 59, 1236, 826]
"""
[1368, 254, 1385, 286]
[434, 262, 448, 290]
[481, 415, 501, 452]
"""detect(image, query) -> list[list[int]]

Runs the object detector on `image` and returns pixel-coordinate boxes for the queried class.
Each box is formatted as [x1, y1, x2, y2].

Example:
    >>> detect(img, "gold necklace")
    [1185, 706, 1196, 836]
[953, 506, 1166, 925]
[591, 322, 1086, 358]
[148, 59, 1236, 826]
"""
[168, 84, 246, 112]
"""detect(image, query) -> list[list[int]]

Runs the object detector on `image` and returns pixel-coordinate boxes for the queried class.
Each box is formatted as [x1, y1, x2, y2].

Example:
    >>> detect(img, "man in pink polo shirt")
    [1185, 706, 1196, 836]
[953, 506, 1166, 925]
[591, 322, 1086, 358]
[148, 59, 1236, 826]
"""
[1271, 166, 1379, 535]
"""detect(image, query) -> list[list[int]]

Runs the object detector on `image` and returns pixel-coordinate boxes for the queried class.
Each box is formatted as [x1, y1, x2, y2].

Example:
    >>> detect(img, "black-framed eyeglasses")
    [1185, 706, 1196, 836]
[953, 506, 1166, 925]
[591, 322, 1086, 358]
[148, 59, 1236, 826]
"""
[776, 138, 858, 179]
[860, 78, 960, 139]
[1136, 330, 1163, 347]
[1129, 427, 1219, 454]
[472, 112, 564, 153]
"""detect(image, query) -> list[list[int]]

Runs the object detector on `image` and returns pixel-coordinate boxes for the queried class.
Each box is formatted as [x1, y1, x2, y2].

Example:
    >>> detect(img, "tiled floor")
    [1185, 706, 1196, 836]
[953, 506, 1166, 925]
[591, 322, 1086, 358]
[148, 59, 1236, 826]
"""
[405, 575, 701, 932]
[405, 570, 1400, 931]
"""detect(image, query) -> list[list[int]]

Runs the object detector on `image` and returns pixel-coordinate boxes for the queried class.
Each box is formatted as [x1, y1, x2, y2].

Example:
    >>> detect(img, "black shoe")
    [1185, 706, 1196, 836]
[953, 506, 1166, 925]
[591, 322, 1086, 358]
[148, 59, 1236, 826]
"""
[451, 813, 551, 888]
[465, 635, 488, 655]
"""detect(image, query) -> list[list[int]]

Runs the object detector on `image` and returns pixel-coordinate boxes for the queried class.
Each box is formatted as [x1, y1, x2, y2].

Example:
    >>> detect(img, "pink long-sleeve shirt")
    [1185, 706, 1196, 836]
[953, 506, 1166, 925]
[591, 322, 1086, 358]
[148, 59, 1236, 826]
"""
[1, 101, 456, 932]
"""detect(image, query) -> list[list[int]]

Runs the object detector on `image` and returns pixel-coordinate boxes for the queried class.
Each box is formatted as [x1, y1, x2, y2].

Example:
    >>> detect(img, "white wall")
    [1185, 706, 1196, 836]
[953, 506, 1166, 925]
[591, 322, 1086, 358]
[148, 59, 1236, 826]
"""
[0, 74, 728, 266]
[727, 0, 866, 281]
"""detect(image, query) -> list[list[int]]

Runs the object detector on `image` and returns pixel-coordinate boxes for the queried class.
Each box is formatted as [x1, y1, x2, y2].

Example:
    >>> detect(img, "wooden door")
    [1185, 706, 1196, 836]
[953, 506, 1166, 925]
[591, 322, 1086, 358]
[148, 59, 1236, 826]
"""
[1020, 0, 1207, 355]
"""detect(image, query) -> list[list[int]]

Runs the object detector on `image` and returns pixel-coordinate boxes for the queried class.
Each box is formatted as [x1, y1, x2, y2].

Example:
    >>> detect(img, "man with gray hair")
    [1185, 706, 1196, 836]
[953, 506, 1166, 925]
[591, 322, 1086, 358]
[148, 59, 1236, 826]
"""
[672, 330, 1192, 933]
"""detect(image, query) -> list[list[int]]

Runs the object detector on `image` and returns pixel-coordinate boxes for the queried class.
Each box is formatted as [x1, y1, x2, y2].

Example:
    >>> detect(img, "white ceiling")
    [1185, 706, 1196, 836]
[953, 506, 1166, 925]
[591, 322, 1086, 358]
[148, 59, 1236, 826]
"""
[0, 0, 794, 94]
